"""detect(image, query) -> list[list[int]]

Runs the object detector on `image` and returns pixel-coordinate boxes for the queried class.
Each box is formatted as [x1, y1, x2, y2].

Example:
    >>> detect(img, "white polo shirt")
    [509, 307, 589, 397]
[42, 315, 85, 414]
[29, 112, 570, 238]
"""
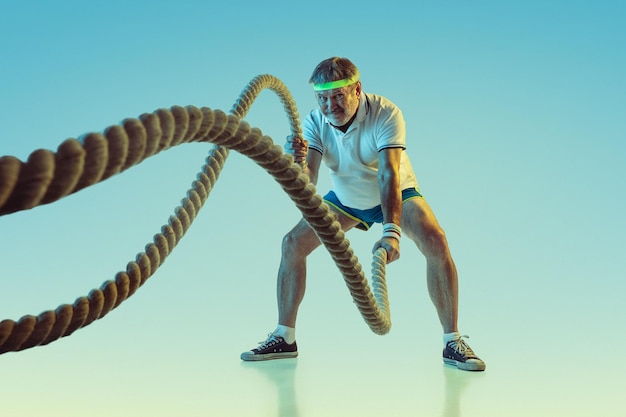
[303, 93, 418, 210]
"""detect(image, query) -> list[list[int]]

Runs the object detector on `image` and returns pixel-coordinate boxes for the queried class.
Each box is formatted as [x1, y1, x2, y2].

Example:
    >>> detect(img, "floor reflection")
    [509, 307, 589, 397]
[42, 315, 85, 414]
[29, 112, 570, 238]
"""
[241, 359, 299, 417]
[440, 365, 482, 417]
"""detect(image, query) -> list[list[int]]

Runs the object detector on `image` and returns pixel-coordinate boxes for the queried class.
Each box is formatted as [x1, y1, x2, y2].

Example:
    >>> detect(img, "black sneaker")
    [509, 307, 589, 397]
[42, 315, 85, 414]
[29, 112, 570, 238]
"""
[240, 333, 298, 361]
[443, 335, 486, 371]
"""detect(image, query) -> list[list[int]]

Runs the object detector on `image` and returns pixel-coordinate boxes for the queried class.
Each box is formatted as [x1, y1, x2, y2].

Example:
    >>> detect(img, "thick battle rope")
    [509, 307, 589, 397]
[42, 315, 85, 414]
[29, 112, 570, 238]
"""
[0, 75, 391, 355]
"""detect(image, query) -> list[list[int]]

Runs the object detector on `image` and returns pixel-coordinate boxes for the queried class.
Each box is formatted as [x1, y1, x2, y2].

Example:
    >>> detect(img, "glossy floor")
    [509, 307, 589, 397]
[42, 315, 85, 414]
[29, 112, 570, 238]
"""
[0, 293, 620, 417]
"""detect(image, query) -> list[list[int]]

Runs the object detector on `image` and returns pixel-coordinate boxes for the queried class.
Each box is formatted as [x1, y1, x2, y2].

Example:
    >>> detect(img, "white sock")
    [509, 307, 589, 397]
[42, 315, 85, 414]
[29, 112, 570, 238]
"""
[443, 331, 461, 347]
[274, 324, 296, 344]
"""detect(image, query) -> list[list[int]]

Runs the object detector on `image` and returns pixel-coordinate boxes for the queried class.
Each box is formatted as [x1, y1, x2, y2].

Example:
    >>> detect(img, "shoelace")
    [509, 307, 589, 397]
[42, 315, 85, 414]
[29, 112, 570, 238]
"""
[449, 335, 476, 357]
[257, 333, 280, 349]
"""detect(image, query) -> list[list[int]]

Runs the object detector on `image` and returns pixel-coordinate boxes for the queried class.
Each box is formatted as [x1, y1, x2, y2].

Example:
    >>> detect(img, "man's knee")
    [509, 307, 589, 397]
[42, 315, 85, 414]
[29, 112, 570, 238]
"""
[281, 224, 319, 258]
[281, 231, 299, 256]
[420, 226, 450, 258]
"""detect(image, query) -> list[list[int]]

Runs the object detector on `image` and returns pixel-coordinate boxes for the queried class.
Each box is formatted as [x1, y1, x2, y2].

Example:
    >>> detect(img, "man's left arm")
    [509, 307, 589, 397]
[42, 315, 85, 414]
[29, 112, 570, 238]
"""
[373, 147, 403, 263]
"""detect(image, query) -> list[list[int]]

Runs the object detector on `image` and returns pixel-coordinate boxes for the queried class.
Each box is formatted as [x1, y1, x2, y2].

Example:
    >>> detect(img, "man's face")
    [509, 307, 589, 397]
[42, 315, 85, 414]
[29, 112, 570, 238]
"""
[315, 82, 361, 127]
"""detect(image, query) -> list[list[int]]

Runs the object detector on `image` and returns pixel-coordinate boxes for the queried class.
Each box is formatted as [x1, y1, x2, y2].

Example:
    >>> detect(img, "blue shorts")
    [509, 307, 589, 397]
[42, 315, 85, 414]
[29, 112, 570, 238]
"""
[323, 187, 423, 231]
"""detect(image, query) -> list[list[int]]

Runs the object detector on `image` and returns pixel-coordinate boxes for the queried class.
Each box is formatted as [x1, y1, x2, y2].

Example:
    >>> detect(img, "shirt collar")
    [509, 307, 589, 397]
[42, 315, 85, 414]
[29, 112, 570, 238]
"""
[355, 93, 369, 124]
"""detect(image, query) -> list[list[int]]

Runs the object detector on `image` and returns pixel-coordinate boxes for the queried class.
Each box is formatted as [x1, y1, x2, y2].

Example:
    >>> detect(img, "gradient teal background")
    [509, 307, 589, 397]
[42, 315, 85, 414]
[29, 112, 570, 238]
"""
[1, 1, 624, 416]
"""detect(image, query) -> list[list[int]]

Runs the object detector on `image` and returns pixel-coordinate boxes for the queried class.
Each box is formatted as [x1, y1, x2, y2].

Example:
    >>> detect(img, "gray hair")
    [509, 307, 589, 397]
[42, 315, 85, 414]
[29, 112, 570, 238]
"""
[309, 57, 360, 84]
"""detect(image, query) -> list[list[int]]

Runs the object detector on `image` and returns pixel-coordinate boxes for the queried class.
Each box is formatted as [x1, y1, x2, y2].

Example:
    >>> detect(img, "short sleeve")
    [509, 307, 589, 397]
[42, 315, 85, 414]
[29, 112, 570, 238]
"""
[303, 111, 324, 155]
[375, 106, 406, 151]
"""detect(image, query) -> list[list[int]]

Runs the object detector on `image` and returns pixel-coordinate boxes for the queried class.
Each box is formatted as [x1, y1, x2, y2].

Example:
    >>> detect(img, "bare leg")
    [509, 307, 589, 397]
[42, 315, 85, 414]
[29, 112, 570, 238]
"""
[277, 213, 358, 327]
[401, 198, 459, 333]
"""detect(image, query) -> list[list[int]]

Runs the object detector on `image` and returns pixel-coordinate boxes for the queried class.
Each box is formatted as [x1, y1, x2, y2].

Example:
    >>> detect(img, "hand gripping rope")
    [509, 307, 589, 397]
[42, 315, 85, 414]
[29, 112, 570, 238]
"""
[0, 75, 391, 355]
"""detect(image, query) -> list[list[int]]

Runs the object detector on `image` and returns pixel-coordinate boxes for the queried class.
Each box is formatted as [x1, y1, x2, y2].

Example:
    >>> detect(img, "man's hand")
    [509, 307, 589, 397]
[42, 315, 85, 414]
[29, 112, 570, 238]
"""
[373, 236, 400, 263]
[284, 135, 309, 164]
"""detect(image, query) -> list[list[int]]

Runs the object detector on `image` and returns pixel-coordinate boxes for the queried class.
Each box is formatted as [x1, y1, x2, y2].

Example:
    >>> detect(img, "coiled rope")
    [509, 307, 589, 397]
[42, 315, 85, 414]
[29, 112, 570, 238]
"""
[0, 75, 391, 355]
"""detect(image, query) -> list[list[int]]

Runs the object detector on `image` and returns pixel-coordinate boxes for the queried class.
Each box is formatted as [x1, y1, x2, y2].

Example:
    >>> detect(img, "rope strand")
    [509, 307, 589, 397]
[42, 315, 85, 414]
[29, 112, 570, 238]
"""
[0, 75, 391, 354]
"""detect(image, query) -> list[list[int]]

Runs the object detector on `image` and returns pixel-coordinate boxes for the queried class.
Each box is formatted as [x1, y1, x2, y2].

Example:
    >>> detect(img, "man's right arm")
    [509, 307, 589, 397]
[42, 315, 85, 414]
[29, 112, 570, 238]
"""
[284, 135, 322, 185]
[304, 148, 322, 186]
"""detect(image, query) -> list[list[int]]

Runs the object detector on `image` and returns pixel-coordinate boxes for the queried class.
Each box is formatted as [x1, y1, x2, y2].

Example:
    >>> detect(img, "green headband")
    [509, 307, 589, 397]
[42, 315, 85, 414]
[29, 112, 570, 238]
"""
[313, 77, 359, 91]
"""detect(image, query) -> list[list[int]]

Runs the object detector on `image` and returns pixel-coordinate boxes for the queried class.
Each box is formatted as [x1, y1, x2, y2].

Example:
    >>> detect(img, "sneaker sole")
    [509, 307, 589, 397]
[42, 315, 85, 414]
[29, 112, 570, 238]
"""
[240, 351, 298, 361]
[443, 358, 486, 371]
